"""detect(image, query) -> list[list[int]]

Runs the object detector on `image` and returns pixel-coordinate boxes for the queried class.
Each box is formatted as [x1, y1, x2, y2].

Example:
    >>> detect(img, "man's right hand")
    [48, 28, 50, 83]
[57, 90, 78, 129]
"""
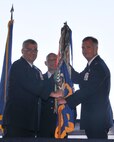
[50, 89, 64, 98]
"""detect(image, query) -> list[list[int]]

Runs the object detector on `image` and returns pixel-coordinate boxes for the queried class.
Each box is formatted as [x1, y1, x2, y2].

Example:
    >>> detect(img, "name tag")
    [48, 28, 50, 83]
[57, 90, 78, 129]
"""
[84, 72, 89, 81]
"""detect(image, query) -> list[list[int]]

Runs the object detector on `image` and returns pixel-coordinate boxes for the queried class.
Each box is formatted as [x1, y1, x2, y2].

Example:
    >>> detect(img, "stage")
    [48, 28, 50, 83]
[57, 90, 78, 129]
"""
[0, 122, 114, 141]
[68, 122, 114, 139]
[0, 137, 114, 142]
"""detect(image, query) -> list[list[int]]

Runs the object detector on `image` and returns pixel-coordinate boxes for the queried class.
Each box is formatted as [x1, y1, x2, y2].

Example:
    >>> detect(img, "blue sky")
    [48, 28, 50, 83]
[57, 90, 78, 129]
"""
[0, 0, 114, 118]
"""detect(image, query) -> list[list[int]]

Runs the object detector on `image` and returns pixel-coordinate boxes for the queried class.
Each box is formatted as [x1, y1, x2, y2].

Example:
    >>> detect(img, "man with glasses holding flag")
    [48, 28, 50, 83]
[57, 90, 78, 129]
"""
[2, 39, 60, 138]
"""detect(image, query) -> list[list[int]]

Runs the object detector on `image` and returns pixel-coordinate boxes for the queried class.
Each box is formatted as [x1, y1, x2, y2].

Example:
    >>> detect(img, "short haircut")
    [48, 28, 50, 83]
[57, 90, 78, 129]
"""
[82, 36, 98, 45]
[46, 53, 57, 60]
[22, 39, 37, 48]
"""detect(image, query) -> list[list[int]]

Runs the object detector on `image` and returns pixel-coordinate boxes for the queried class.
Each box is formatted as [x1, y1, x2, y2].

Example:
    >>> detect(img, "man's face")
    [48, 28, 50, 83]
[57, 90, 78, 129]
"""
[22, 43, 38, 64]
[45, 54, 57, 71]
[82, 39, 98, 61]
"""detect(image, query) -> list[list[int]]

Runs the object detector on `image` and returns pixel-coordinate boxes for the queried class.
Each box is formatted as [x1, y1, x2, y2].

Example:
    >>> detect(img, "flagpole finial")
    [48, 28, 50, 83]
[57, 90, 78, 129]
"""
[64, 22, 67, 25]
[10, 5, 14, 20]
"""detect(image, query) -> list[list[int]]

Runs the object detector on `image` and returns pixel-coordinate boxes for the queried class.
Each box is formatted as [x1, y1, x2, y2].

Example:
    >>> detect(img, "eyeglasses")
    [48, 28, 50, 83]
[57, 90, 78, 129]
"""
[24, 48, 38, 53]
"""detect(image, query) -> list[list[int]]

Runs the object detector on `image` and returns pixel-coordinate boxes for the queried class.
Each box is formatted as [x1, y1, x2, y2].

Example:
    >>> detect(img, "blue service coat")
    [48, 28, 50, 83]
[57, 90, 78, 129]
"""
[3, 57, 54, 131]
[66, 55, 113, 130]
[40, 72, 57, 137]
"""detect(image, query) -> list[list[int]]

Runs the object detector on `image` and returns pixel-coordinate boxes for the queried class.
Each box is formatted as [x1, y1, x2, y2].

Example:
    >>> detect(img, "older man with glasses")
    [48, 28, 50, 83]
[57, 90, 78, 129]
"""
[2, 39, 60, 138]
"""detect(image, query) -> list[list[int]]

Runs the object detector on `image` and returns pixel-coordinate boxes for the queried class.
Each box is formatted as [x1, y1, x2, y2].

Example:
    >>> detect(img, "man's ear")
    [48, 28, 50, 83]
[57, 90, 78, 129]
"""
[21, 49, 24, 54]
[45, 61, 47, 66]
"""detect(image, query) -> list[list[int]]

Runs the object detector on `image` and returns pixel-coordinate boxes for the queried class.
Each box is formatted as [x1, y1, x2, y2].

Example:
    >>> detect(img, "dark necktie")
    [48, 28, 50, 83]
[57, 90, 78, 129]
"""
[86, 64, 90, 72]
